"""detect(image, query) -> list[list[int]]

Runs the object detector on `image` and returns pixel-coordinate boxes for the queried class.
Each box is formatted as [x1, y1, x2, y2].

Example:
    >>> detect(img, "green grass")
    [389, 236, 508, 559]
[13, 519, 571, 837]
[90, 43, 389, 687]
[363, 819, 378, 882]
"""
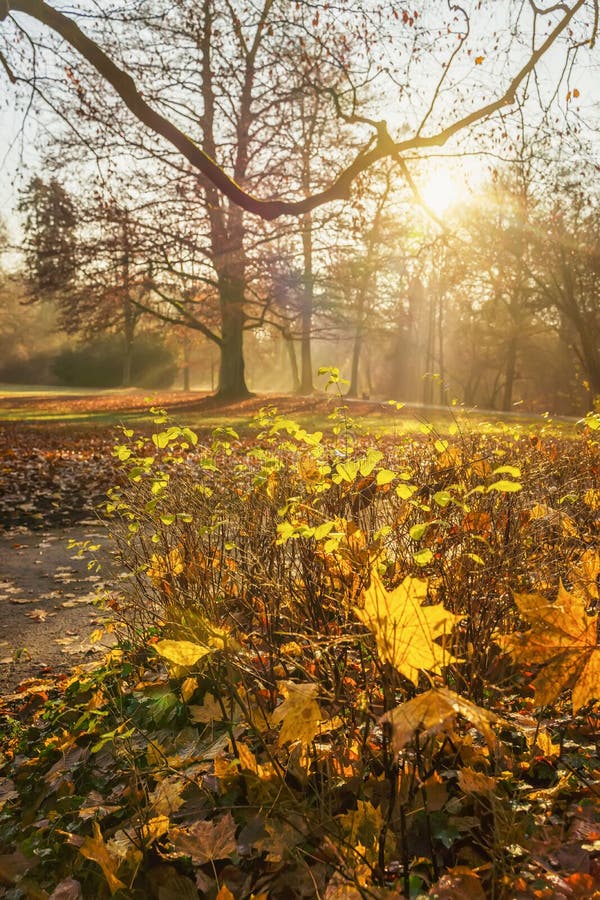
[0, 385, 582, 438]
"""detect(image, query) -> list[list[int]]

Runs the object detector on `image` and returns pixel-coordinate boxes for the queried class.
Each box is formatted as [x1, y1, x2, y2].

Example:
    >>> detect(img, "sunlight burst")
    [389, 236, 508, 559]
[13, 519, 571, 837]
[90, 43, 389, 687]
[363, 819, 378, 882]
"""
[419, 170, 461, 217]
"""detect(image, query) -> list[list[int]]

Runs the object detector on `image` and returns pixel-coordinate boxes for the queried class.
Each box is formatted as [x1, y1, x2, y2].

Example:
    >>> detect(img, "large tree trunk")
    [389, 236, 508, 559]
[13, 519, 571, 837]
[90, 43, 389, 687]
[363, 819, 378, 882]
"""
[217, 270, 250, 399]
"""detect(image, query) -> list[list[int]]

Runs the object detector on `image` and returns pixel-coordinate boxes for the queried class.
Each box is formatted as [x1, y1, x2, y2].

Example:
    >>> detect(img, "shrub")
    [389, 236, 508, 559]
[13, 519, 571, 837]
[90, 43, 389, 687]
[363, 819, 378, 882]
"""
[52, 333, 178, 388]
[2, 404, 598, 899]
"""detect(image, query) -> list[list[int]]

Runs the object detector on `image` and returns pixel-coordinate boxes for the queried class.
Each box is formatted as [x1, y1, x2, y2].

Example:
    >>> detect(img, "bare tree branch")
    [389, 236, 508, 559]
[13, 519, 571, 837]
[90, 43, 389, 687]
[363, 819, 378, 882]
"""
[3, 0, 590, 220]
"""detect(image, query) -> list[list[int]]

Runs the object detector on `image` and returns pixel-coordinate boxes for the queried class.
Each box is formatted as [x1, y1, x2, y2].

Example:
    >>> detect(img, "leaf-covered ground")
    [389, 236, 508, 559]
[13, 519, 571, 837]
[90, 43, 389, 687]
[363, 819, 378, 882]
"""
[0, 399, 599, 899]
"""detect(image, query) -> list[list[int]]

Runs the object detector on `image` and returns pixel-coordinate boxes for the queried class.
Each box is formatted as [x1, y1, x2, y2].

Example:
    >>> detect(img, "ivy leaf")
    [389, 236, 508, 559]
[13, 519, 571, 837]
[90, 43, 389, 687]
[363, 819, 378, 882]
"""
[271, 681, 322, 746]
[355, 572, 461, 684]
[498, 584, 600, 711]
[381, 687, 499, 751]
[79, 822, 125, 895]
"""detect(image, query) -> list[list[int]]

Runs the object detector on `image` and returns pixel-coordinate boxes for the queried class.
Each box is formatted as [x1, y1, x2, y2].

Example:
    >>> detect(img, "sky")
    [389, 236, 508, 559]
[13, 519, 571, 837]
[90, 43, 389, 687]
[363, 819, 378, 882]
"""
[1, 0, 599, 250]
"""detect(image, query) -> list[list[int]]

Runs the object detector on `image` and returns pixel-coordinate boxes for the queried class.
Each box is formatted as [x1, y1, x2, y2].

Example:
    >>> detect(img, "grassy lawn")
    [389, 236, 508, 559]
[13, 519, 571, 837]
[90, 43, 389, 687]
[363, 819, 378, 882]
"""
[0, 384, 582, 438]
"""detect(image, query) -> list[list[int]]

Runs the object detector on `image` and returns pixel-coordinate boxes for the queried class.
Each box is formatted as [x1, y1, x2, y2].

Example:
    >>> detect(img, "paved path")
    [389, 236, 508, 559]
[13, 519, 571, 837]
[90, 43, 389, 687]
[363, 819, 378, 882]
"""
[0, 521, 118, 692]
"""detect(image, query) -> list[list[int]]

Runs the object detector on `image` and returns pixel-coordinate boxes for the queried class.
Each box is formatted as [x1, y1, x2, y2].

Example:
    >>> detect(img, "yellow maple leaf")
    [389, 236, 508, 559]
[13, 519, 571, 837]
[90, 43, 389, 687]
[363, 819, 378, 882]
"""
[381, 686, 499, 752]
[498, 585, 600, 712]
[271, 681, 322, 746]
[79, 822, 125, 895]
[146, 548, 184, 583]
[336, 800, 383, 852]
[570, 548, 600, 601]
[149, 776, 185, 816]
[355, 571, 461, 683]
[154, 639, 211, 667]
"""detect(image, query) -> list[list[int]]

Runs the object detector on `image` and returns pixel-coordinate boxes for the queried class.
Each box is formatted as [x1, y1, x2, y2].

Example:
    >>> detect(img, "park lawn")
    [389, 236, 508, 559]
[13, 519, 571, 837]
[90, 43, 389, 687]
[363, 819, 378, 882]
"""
[0, 385, 580, 438]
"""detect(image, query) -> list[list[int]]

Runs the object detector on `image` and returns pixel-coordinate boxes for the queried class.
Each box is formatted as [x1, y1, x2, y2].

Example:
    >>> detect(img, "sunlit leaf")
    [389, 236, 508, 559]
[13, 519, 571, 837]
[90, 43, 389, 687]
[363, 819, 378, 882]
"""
[154, 639, 211, 667]
[498, 584, 600, 711]
[355, 571, 460, 683]
[271, 681, 322, 746]
[486, 480, 522, 493]
[381, 687, 499, 751]
[146, 548, 184, 582]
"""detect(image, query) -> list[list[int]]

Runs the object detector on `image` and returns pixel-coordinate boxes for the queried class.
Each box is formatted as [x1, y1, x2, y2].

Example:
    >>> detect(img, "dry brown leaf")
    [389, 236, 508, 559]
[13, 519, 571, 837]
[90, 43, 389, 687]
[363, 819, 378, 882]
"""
[381, 687, 499, 752]
[188, 694, 223, 724]
[169, 812, 237, 865]
[457, 766, 497, 795]
[429, 866, 486, 899]
[25, 608, 53, 621]
[48, 878, 83, 900]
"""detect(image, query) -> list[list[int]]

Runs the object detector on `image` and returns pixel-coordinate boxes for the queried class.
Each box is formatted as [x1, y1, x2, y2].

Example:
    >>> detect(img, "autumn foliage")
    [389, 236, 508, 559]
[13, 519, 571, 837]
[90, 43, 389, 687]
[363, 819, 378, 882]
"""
[1, 403, 599, 898]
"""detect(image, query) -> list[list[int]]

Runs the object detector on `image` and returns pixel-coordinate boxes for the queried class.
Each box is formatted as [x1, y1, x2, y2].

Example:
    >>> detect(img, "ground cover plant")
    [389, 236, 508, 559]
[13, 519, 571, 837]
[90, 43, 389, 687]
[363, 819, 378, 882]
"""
[0, 388, 599, 899]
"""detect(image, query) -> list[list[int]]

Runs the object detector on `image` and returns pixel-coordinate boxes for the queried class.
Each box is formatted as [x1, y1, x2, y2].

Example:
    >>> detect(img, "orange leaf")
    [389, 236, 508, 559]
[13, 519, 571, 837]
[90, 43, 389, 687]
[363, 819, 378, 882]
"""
[498, 584, 600, 711]
[79, 822, 125, 895]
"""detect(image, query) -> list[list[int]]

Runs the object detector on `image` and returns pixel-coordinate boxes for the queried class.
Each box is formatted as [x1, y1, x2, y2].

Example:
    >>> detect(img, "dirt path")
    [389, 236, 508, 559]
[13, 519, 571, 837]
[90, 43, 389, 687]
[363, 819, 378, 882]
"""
[0, 521, 118, 693]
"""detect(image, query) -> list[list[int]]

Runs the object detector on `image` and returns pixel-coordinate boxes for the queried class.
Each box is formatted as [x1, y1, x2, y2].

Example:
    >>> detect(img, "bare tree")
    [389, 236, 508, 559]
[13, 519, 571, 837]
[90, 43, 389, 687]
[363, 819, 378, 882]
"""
[1, 0, 596, 397]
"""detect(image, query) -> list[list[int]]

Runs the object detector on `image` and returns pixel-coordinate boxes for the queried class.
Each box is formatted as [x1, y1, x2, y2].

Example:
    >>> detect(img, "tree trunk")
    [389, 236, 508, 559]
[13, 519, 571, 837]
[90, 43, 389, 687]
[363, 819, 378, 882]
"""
[283, 331, 300, 392]
[121, 218, 134, 388]
[182, 333, 191, 391]
[122, 330, 133, 388]
[218, 278, 249, 398]
[347, 332, 362, 399]
[502, 334, 518, 411]
[299, 212, 314, 394]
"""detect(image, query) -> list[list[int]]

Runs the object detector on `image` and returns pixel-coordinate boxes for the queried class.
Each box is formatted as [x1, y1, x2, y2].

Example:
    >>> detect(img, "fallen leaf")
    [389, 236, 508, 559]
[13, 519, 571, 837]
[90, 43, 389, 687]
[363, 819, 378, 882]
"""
[25, 609, 53, 621]
[216, 887, 235, 900]
[79, 821, 125, 894]
[457, 766, 497, 795]
[381, 687, 499, 751]
[271, 681, 322, 746]
[429, 866, 486, 899]
[0, 850, 34, 885]
[169, 812, 237, 865]
[149, 777, 186, 816]
[49, 878, 83, 899]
